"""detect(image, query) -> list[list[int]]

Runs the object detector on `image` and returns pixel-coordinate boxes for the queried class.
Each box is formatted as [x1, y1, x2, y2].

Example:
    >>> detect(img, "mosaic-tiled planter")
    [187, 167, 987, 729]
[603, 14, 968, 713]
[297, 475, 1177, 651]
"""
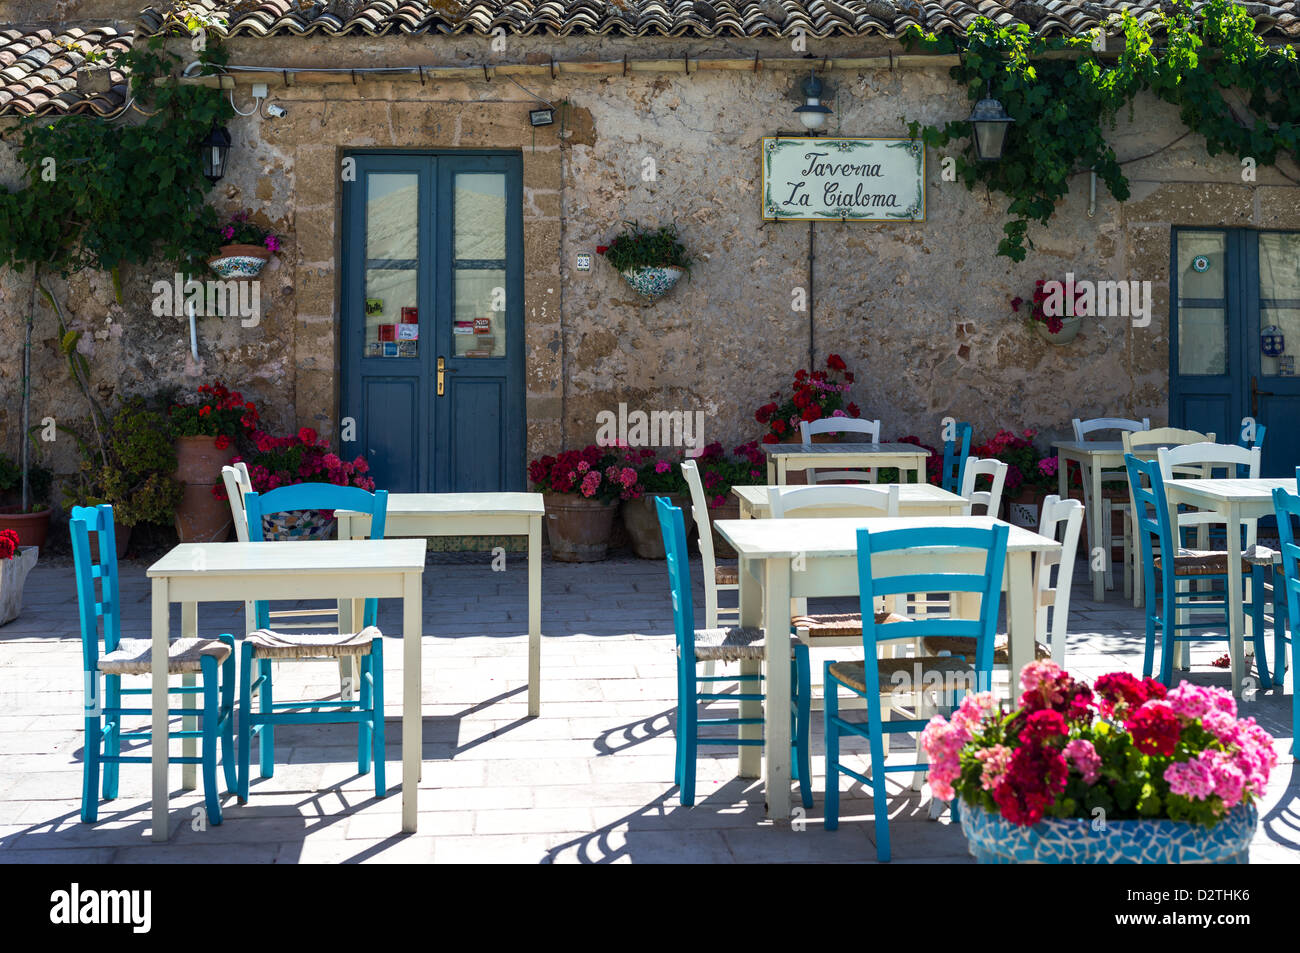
[1035, 315, 1083, 346]
[620, 265, 685, 300]
[208, 243, 271, 279]
[262, 510, 337, 542]
[961, 802, 1257, 864]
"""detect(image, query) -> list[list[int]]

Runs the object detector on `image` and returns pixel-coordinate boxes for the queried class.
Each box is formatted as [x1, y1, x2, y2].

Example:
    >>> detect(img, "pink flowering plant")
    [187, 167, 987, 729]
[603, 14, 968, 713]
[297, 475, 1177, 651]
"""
[214, 426, 374, 502]
[921, 662, 1276, 829]
[213, 210, 281, 254]
[528, 445, 639, 503]
[693, 441, 767, 509]
[622, 448, 688, 497]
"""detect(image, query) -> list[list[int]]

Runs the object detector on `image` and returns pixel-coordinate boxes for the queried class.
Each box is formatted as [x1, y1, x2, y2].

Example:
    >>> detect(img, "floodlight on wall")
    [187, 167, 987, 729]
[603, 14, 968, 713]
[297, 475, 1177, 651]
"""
[529, 107, 555, 127]
[793, 70, 831, 132]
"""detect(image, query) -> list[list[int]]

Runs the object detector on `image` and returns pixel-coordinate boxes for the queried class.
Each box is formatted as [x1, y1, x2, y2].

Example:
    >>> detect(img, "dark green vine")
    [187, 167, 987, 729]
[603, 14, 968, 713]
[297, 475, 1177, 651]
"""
[904, 0, 1300, 261]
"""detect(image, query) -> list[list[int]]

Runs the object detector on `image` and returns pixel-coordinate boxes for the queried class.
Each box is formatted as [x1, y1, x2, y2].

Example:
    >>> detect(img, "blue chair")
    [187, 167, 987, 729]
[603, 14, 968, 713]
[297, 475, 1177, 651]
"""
[1125, 454, 1270, 687]
[71, 504, 235, 824]
[824, 523, 1008, 862]
[1271, 487, 1300, 753]
[654, 496, 812, 809]
[940, 421, 972, 493]
[1237, 423, 1266, 471]
[238, 483, 389, 801]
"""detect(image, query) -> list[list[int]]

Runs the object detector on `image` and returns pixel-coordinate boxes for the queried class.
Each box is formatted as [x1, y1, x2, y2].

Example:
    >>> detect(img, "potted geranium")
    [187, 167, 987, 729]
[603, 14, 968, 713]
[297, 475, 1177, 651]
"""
[0, 451, 53, 549]
[220, 427, 374, 540]
[1012, 279, 1088, 346]
[208, 211, 281, 279]
[597, 221, 691, 300]
[969, 428, 1059, 526]
[528, 445, 636, 562]
[0, 528, 37, 626]
[922, 662, 1273, 864]
[169, 381, 260, 542]
[755, 354, 861, 446]
[694, 441, 766, 559]
[617, 450, 697, 560]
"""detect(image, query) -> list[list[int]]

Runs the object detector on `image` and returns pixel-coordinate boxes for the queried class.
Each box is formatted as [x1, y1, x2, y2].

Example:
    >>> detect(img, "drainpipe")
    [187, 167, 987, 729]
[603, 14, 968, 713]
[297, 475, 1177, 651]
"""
[807, 222, 815, 371]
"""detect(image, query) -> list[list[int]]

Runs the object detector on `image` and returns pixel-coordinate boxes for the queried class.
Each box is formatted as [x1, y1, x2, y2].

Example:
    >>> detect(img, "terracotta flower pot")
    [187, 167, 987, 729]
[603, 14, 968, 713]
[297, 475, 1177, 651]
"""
[0, 545, 38, 626]
[543, 494, 618, 562]
[173, 436, 235, 543]
[622, 494, 694, 559]
[208, 243, 272, 279]
[0, 506, 52, 550]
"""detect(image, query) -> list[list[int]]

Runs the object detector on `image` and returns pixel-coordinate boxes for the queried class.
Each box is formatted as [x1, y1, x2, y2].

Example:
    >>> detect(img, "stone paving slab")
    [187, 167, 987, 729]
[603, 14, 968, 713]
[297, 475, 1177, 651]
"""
[0, 552, 1296, 863]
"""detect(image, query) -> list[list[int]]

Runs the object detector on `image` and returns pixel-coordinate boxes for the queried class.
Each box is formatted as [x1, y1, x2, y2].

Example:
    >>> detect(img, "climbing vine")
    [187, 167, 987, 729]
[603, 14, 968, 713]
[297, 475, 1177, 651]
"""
[904, 0, 1300, 261]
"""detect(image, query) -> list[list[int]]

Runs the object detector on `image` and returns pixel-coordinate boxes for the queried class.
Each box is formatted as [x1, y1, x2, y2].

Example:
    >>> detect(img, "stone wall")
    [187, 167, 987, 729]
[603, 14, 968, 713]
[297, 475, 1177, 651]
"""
[3, 30, 1299, 494]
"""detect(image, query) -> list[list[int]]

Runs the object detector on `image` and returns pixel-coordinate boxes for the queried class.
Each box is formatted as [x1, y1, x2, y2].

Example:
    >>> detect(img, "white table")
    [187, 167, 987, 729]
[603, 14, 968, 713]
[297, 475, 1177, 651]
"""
[335, 492, 544, 716]
[1162, 477, 1293, 698]
[713, 515, 1060, 820]
[761, 443, 930, 485]
[732, 483, 969, 520]
[147, 540, 426, 841]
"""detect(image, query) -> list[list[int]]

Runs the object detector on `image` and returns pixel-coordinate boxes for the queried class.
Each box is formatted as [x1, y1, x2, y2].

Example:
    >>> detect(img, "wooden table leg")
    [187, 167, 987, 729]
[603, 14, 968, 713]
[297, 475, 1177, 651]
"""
[763, 558, 793, 820]
[766, 459, 776, 484]
[528, 515, 542, 717]
[737, 556, 762, 780]
[337, 514, 355, 701]
[1091, 458, 1106, 603]
[1225, 503, 1247, 697]
[402, 570, 422, 833]
[151, 581, 170, 842]
[1005, 552, 1036, 694]
[181, 601, 198, 791]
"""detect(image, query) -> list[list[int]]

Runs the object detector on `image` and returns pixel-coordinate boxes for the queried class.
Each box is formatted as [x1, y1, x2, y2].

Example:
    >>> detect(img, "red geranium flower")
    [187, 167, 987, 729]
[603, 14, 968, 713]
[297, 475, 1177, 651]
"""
[826, 353, 846, 371]
[214, 434, 230, 450]
[1126, 700, 1181, 757]
[298, 427, 318, 445]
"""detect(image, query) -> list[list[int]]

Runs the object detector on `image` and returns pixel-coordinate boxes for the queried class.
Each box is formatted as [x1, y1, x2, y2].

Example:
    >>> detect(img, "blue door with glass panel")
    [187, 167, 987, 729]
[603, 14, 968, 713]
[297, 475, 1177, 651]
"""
[1170, 228, 1300, 477]
[341, 153, 524, 492]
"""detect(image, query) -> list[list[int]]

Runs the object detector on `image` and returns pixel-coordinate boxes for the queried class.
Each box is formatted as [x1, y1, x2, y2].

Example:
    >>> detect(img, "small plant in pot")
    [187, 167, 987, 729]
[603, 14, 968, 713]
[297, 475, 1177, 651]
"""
[922, 662, 1274, 863]
[969, 428, 1060, 525]
[1012, 278, 1088, 346]
[597, 221, 691, 300]
[64, 397, 184, 559]
[0, 450, 53, 550]
[219, 427, 374, 540]
[755, 354, 860, 446]
[528, 445, 636, 562]
[168, 381, 260, 542]
[208, 211, 281, 279]
[0, 528, 37, 626]
[617, 449, 696, 560]
[693, 441, 767, 559]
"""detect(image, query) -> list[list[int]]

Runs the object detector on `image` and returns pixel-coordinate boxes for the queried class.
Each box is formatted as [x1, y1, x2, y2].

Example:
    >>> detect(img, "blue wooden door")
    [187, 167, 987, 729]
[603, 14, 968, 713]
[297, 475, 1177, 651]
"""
[1170, 228, 1300, 477]
[341, 153, 525, 493]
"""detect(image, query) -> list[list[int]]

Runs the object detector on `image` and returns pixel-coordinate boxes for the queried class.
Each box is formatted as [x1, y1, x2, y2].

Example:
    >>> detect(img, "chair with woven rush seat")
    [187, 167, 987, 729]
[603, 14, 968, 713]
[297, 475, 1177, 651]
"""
[800, 417, 881, 483]
[238, 483, 390, 801]
[1270, 485, 1300, 753]
[940, 421, 972, 494]
[654, 496, 812, 809]
[1125, 454, 1269, 687]
[824, 523, 1008, 862]
[71, 504, 235, 825]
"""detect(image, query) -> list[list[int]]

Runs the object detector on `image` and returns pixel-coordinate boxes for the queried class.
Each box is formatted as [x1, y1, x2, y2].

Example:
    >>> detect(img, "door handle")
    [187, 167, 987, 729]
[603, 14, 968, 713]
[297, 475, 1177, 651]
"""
[437, 356, 457, 396]
[1251, 376, 1274, 417]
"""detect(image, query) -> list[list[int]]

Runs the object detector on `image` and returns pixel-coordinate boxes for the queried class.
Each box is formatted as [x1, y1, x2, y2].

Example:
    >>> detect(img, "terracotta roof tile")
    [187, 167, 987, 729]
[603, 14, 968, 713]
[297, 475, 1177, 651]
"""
[0, 26, 132, 117]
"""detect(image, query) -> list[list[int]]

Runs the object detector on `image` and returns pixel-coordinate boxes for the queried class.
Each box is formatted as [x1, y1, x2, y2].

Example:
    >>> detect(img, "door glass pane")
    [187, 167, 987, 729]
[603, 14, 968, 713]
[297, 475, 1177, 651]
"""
[1259, 232, 1300, 378]
[453, 173, 506, 358]
[1177, 231, 1227, 375]
[364, 172, 419, 358]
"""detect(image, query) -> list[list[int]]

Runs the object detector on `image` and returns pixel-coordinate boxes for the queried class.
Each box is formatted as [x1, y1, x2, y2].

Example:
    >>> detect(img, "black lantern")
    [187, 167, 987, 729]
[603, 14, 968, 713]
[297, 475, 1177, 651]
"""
[200, 124, 232, 183]
[968, 90, 1014, 161]
[793, 70, 831, 132]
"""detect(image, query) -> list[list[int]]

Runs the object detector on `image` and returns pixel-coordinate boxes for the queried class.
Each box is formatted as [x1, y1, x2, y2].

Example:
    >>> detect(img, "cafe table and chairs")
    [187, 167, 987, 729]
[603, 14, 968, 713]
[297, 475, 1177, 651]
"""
[713, 514, 1061, 820]
[334, 491, 545, 716]
[762, 441, 929, 486]
[146, 534, 426, 841]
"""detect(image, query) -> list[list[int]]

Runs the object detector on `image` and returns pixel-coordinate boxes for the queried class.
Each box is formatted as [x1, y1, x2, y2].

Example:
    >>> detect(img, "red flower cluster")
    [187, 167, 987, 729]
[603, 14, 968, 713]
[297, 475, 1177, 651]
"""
[1011, 279, 1089, 335]
[993, 740, 1069, 826]
[213, 425, 373, 499]
[1094, 672, 1167, 717]
[171, 380, 260, 445]
[528, 445, 614, 495]
[0, 528, 20, 560]
[754, 355, 859, 444]
[1126, 701, 1181, 757]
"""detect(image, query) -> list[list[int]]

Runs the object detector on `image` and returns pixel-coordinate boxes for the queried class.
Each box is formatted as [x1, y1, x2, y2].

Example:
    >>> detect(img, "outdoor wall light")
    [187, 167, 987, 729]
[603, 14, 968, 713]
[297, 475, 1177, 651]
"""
[968, 87, 1015, 161]
[793, 70, 832, 131]
[201, 124, 232, 183]
[529, 107, 555, 127]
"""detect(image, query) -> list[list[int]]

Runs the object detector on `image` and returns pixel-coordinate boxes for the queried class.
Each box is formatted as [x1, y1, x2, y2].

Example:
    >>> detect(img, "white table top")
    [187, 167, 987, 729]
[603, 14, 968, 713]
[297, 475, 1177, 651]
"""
[732, 483, 966, 506]
[147, 539, 428, 577]
[335, 491, 544, 518]
[1164, 477, 1295, 505]
[761, 442, 930, 457]
[714, 516, 1058, 559]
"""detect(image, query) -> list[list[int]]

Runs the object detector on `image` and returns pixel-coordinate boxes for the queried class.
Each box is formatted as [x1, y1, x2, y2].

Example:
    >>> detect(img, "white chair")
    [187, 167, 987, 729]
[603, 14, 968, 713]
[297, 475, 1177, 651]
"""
[1072, 417, 1149, 596]
[1034, 495, 1084, 666]
[959, 458, 1008, 518]
[222, 462, 253, 541]
[680, 459, 738, 631]
[1123, 427, 1215, 606]
[800, 417, 881, 483]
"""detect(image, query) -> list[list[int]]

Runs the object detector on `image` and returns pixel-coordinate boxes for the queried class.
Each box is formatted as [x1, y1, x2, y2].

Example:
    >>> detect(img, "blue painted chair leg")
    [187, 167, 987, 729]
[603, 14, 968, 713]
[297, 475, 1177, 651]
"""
[1143, 603, 1157, 679]
[824, 661, 839, 832]
[81, 711, 100, 823]
[237, 641, 253, 802]
[1159, 587, 1177, 687]
[258, 657, 274, 778]
[674, 658, 685, 789]
[867, 688, 892, 863]
[358, 651, 373, 775]
[794, 648, 812, 810]
[200, 654, 223, 826]
[1249, 567, 1271, 689]
[681, 660, 698, 807]
[217, 635, 237, 793]
[102, 673, 120, 800]
[371, 638, 386, 797]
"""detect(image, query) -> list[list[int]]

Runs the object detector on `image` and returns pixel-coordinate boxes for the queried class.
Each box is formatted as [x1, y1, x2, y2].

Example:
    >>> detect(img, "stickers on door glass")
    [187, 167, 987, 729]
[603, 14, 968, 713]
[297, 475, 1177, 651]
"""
[1192, 255, 1211, 273]
[368, 302, 418, 358]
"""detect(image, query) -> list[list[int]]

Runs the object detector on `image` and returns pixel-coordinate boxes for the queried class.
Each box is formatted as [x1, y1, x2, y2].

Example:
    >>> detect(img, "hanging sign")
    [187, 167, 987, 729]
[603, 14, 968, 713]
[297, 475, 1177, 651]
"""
[761, 137, 925, 223]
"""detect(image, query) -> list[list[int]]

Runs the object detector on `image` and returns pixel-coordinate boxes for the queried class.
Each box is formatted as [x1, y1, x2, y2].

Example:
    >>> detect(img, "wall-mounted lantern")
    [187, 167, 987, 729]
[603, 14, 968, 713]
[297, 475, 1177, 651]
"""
[201, 124, 232, 183]
[793, 70, 832, 132]
[968, 89, 1014, 161]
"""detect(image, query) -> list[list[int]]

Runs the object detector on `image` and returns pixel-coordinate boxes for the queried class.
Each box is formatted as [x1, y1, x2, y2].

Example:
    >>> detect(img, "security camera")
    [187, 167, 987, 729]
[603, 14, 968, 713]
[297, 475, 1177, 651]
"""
[266, 103, 287, 118]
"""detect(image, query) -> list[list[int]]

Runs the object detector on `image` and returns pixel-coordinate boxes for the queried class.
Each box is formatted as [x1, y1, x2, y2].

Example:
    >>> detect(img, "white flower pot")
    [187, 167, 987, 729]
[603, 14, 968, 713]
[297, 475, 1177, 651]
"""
[0, 545, 39, 626]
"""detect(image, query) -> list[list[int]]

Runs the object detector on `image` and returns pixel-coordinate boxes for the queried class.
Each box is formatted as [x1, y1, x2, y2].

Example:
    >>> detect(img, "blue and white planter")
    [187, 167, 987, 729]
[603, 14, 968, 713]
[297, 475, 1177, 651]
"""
[620, 265, 685, 300]
[961, 802, 1257, 864]
[208, 244, 272, 279]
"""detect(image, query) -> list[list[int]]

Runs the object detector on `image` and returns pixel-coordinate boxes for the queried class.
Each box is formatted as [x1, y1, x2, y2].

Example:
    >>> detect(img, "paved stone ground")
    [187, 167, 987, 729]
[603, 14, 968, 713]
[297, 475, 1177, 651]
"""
[2, 549, 1298, 864]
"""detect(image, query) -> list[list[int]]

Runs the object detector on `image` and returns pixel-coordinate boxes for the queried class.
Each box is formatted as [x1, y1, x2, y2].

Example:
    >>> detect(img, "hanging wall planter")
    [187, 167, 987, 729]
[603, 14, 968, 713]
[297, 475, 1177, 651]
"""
[619, 265, 686, 300]
[1036, 315, 1083, 346]
[598, 222, 691, 303]
[208, 243, 272, 279]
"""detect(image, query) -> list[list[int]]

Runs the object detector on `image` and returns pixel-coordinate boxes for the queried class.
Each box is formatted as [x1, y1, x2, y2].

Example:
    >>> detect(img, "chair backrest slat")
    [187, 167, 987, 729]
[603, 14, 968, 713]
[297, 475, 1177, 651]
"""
[768, 483, 900, 519]
[69, 504, 123, 678]
[801, 418, 881, 483]
[941, 421, 972, 494]
[1073, 417, 1150, 441]
[222, 462, 253, 542]
[959, 457, 1008, 517]
[1125, 453, 1179, 599]
[680, 459, 717, 573]
[655, 496, 695, 654]
[1157, 443, 1259, 482]
[1273, 488, 1300, 629]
